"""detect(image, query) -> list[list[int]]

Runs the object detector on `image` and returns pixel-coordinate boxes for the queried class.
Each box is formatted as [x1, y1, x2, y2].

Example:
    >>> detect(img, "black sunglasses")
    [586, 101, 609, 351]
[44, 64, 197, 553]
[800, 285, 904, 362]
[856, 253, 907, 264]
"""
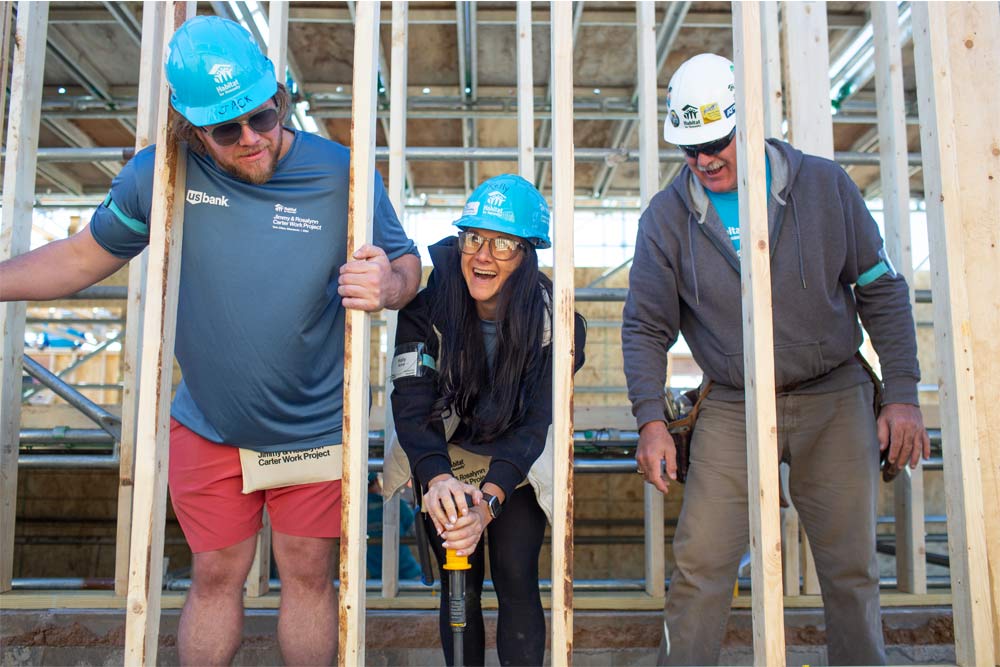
[679, 127, 736, 159]
[201, 107, 279, 147]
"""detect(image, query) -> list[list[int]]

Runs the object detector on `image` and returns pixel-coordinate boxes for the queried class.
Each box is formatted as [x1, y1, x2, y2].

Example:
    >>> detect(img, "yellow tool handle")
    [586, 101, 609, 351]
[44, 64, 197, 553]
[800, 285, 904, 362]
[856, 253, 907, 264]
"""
[443, 548, 471, 571]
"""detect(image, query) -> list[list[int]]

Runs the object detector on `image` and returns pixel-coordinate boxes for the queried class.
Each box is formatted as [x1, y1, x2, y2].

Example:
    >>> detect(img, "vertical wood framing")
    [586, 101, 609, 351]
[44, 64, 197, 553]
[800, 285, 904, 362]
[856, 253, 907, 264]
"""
[267, 0, 289, 77]
[381, 0, 409, 599]
[245, 511, 272, 597]
[781, 1, 833, 158]
[0, 0, 48, 594]
[912, 3, 996, 664]
[780, 0, 830, 596]
[800, 531, 819, 593]
[124, 3, 194, 661]
[635, 0, 664, 600]
[762, 3, 800, 595]
[549, 2, 575, 664]
[942, 6, 1000, 657]
[516, 1, 534, 180]
[116, 0, 166, 597]
[779, 465, 799, 594]
[339, 2, 380, 663]
[731, 4, 786, 664]
[0, 0, 15, 150]
[759, 1, 782, 140]
[872, 0, 926, 596]
[242, 0, 291, 600]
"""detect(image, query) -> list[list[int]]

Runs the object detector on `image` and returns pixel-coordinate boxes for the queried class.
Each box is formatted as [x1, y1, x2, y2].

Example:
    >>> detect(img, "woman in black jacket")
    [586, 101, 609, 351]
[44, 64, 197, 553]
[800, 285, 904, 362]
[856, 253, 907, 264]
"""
[390, 174, 586, 666]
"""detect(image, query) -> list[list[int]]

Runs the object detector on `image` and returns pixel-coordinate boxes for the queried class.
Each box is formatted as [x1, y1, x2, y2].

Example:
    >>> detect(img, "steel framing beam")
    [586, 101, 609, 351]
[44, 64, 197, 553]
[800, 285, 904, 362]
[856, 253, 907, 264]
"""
[535, 1, 584, 193]
[591, 2, 689, 199]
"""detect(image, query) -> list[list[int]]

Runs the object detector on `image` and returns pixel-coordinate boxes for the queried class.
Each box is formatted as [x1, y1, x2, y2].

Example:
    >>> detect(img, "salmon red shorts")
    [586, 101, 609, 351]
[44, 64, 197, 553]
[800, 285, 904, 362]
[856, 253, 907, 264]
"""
[168, 418, 342, 553]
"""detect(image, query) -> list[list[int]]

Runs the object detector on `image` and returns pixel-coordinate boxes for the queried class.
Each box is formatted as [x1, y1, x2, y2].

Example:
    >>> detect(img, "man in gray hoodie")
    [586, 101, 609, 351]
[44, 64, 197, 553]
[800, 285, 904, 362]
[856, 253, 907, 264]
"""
[622, 53, 930, 666]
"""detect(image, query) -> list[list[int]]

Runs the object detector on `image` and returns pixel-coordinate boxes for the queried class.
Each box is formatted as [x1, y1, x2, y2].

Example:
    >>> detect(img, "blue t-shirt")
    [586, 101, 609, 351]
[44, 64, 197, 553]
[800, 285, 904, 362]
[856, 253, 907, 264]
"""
[90, 131, 419, 452]
[704, 155, 772, 256]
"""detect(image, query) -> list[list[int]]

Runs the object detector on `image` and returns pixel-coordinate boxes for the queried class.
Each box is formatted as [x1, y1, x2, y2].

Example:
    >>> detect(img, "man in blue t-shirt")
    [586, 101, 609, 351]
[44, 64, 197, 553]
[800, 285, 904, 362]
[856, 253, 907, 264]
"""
[0, 17, 420, 666]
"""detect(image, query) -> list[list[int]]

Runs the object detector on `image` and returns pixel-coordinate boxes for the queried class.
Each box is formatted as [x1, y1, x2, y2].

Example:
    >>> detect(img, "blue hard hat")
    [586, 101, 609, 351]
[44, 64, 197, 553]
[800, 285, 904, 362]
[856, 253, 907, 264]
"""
[166, 16, 278, 127]
[453, 174, 551, 249]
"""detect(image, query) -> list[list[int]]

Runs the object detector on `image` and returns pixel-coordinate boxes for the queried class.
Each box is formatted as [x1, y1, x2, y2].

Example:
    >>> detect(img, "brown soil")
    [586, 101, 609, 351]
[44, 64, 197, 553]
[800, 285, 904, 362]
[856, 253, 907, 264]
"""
[2, 622, 123, 648]
[722, 616, 954, 647]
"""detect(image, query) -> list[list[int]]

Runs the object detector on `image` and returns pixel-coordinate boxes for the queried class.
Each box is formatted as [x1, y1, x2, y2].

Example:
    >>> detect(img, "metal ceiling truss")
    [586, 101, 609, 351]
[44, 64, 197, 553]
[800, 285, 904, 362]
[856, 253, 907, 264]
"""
[534, 0, 585, 194]
[591, 1, 689, 200]
[456, 1, 478, 194]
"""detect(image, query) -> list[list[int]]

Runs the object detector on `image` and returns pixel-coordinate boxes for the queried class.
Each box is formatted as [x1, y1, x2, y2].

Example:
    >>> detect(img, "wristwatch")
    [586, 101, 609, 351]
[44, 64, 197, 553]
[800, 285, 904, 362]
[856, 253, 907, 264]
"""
[482, 492, 503, 519]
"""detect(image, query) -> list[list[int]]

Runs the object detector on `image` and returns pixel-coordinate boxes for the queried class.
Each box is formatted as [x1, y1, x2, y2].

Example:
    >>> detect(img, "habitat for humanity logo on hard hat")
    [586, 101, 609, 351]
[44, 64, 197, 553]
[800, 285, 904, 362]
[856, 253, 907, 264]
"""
[483, 189, 514, 222]
[208, 63, 240, 96]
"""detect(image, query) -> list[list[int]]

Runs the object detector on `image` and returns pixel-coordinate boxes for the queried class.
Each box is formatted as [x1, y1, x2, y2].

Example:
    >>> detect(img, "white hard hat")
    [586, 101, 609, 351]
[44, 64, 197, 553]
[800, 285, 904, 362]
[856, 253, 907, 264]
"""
[663, 53, 737, 146]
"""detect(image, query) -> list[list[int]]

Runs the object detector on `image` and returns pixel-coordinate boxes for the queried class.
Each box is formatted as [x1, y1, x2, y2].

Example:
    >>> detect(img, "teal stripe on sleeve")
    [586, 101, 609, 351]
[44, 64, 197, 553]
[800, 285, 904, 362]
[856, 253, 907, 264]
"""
[102, 193, 148, 235]
[857, 260, 890, 287]
[421, 353, 437, 371]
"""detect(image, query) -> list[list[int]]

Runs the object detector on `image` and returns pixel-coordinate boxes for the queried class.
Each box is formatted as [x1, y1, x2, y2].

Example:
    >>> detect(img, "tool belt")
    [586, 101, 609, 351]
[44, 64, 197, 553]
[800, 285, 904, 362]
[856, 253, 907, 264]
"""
[666, 381, 713, 484]
[668, 351, 892, 487]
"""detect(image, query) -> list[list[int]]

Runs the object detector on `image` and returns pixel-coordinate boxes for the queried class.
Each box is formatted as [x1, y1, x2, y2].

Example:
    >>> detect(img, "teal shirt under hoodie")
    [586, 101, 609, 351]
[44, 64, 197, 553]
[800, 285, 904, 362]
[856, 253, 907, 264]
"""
[622, 139, 920, 428]
[90, 131, 419, 452]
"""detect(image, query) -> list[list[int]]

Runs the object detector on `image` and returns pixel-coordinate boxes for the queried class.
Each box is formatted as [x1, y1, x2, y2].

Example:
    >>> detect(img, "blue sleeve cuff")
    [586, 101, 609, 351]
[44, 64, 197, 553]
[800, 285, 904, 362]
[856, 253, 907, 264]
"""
[857, 260, 890, 287]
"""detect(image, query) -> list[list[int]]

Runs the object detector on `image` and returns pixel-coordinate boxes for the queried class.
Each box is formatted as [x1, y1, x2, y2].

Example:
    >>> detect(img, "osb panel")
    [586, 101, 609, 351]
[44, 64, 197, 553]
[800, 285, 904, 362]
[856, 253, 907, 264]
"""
[476, 24, 551, 87]
[478, 161, 521, 182]
[66, 119, 133, 149]
[410, 163, 466, 190]
[405, 24, 459, 87]
[477, 118, 517, 148]
[476, 25, 517, 87]
[46, 23, 141, 87]
[573, 26, 638, 88]
[287, 23, 356, 84]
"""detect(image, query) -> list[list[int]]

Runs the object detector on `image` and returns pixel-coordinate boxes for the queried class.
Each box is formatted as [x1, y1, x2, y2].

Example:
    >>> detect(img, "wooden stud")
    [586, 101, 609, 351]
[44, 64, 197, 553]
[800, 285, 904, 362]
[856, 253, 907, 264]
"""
[941, 5, 1000, 657]
[123, 3, 193, 661]
[800, 530, 819, 594]
[549, 2, 575, 664]
[780, 0, 829, 597]
[240, 0, 292, 601]
[0, 0, 48, 593]
[731, 3, 786, 665]
[339, 2, 380, 663]
[0, 0, 14, 150]
[779, 464, 799, 594]
[115, 0, 166, 598]
[245, 511, 272, 597]
[912, 3, 997, 664]
[871, 0, 926, 596]
[635, 0, 664, 601]
[267, 0, 289, 77]
[781, 1, 833, 158]
[380, 0, 409, 599]
[759, 1, 782, 140]
[517, 0, 534, 181]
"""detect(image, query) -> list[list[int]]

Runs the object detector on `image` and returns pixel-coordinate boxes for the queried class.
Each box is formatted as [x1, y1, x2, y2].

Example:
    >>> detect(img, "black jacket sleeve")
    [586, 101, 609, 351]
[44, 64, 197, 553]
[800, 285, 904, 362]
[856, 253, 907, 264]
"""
[483, 313, 587, 499]
[389, 288, 453, 490]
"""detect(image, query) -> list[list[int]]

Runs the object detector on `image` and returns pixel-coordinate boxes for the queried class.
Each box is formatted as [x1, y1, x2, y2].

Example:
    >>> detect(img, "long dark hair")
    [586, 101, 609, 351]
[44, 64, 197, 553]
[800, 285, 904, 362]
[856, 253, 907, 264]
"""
[431, 241, 551, 443]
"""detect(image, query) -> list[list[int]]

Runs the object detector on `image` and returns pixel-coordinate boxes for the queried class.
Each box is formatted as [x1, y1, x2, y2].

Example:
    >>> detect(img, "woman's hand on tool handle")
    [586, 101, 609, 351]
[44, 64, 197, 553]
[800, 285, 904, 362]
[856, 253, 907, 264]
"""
[440, 482, 504, 556]
[425, 474, 482, 536]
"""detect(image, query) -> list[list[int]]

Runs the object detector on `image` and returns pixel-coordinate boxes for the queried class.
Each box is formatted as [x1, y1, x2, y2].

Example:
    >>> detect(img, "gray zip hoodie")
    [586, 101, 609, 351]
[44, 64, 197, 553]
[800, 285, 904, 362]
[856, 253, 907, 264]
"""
[622, 139, 920, 429]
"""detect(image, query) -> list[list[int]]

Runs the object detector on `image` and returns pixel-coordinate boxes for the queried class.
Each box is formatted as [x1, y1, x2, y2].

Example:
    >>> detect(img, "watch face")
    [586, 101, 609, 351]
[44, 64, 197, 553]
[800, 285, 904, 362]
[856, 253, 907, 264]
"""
[486, 494, 501, 518]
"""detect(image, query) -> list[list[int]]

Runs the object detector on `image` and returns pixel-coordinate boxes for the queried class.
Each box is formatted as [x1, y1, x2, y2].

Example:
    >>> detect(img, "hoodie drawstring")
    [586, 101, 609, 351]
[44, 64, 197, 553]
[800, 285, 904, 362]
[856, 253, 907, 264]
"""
[687, 211, 701, 305]
[788, 192, 807, 289]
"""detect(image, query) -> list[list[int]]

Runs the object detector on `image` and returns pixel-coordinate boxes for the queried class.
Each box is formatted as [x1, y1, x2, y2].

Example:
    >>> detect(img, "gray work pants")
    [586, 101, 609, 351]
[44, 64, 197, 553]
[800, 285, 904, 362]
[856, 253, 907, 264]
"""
[659, 383, 886, 666]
